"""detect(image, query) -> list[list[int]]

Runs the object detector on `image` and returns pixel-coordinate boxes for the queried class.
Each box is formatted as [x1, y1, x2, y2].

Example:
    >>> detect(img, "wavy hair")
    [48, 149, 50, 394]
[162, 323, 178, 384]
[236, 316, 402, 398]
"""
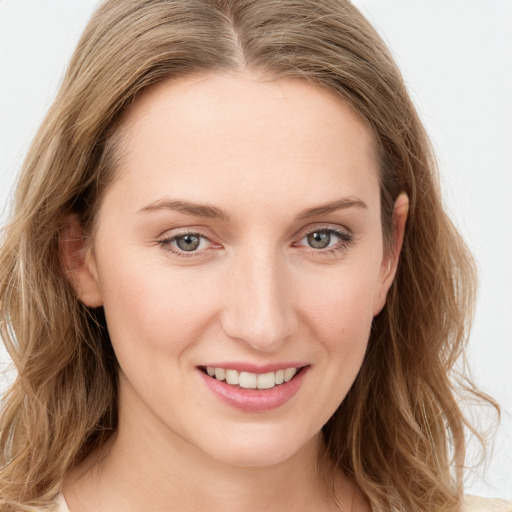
[0, 1, 497, 510]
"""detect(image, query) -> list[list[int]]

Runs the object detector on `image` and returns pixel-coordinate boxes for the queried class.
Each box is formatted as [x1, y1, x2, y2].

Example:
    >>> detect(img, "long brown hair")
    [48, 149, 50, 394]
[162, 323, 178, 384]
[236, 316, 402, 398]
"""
[0, 1, 497, 510]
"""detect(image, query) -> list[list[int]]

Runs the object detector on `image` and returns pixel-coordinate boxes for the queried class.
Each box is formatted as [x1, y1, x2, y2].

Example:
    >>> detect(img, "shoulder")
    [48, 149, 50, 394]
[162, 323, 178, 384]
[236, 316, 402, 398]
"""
[464, 495, 512, 512]
[46, 494, 70, 512]
[44, 493, 512, 512]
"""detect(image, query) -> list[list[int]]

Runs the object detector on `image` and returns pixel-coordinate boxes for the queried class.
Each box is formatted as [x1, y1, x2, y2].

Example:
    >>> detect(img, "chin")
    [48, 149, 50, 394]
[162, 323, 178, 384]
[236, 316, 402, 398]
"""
[197, 425, 320, 469]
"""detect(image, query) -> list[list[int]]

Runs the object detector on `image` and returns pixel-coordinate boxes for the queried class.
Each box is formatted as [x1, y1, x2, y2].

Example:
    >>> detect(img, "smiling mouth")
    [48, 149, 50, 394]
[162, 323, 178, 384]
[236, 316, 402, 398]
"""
[200, 366, 304, 390]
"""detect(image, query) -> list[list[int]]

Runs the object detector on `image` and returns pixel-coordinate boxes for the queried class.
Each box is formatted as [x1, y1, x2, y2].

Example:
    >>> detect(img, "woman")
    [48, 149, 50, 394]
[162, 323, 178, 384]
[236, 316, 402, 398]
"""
[0, 1, 509, 511]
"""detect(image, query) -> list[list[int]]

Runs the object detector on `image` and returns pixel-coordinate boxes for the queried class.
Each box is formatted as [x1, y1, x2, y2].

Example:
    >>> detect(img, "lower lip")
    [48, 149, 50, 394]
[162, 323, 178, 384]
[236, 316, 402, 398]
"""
[198, 367, 308, 412]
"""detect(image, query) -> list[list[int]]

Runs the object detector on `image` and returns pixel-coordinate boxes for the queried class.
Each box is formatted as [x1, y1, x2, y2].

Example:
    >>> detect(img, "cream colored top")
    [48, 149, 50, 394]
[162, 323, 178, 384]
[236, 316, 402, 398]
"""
[464, 496, 512, 511]
[50, 494, 512, 511]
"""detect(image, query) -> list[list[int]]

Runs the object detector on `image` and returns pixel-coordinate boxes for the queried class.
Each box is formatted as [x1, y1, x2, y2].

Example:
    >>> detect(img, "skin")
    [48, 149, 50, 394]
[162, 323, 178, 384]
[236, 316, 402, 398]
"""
[62, 71, 408, 512]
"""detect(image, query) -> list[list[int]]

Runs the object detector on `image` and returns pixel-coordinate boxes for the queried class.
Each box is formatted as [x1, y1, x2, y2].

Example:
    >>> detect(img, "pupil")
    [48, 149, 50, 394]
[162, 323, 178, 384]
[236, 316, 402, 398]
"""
[308, 231, 330, 249]
[177, 234, 200, 251]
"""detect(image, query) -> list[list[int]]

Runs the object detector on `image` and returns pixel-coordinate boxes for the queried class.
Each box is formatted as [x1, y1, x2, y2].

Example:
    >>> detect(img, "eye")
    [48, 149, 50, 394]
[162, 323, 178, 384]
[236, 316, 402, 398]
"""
[174, 234, 202, 251]
[305, 230, 336, 249]
[295, 227, 353, 255]
[158, 232, 217, 257]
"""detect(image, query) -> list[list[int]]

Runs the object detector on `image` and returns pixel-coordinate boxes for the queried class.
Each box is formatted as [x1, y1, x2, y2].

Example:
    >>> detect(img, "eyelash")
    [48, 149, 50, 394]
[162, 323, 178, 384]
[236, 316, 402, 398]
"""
[295, 226, 354, 257]
[157, 226, 354, 259]
[157, 231, 217, 258]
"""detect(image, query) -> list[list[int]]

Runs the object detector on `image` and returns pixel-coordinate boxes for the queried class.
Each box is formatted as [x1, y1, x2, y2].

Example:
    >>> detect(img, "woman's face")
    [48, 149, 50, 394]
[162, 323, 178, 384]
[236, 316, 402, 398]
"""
[75, 72, 401, 468]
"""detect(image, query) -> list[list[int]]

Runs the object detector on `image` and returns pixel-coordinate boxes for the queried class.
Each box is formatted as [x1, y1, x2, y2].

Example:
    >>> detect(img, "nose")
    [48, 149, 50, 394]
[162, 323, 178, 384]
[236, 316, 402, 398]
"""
[220, 246, 298, 352]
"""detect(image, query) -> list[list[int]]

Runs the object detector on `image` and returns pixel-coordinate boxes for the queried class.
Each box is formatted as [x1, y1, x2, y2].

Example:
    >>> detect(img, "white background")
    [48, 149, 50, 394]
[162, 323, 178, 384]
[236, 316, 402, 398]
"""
[0, 0, 510, 500]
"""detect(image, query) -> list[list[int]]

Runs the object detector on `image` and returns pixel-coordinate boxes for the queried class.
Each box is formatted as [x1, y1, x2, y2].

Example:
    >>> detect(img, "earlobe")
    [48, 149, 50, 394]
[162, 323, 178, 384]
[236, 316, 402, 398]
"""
[373, 192, 409, 316]
[59, 214, 103, 307]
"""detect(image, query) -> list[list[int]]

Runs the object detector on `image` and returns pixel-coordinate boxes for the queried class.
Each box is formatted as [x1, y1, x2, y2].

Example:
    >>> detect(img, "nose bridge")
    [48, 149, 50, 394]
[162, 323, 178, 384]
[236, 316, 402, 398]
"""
[221, 243, 297, 351]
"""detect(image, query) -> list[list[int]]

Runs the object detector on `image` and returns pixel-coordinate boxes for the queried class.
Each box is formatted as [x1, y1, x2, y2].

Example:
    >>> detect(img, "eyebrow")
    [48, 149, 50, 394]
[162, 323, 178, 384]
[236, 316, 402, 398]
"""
[295, 197, 367, 219]
[136, 196, 367, 221]
[137, 199, 230, 221]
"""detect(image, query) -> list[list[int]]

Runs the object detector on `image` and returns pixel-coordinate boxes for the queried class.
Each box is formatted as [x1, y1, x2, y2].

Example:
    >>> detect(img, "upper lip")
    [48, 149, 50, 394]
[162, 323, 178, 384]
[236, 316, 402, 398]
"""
[199, 362, 309, 374]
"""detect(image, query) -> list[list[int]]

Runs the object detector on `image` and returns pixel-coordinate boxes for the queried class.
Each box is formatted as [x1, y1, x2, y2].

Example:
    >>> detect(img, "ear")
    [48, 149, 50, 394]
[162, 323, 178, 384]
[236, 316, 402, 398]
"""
[373, 192, 409, 316]
[59, 214, 103, 307]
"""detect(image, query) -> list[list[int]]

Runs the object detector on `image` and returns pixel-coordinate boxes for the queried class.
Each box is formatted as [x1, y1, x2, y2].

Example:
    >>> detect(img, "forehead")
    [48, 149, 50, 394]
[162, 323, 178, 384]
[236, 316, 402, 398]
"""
[107, 71, 380, 217]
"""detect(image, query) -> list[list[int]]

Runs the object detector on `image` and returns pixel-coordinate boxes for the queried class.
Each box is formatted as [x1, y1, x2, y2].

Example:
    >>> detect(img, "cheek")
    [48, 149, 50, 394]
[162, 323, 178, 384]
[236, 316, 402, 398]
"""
[299, 263, 381, 349]
[292, 268, 378, 425]
[96, 248, 220, 357]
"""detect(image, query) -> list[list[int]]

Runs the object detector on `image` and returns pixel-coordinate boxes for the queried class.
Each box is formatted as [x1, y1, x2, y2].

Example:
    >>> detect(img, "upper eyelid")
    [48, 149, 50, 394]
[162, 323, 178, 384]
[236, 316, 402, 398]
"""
[295, 224, 353, 240]
[158, 225, 213, 240]
[162, 232, 214, 248]
[165, 231, 209, 240]
[157, 224, 353, 246]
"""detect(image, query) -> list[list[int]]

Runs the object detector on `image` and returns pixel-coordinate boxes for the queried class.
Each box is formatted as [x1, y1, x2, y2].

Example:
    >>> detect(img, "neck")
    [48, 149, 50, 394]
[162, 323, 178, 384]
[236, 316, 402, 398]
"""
[63, 380, 358, 512]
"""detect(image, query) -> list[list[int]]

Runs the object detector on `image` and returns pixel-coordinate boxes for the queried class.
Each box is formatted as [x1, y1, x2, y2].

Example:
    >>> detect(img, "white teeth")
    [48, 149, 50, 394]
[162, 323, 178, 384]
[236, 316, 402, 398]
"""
[205, 366, 300, 388]
[284, 367, 297, 382]
[225, 369, 239, 385]
[275, 369, 285, 385]
[239, 371, 257, 389]
[257, 372, 276, 389]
